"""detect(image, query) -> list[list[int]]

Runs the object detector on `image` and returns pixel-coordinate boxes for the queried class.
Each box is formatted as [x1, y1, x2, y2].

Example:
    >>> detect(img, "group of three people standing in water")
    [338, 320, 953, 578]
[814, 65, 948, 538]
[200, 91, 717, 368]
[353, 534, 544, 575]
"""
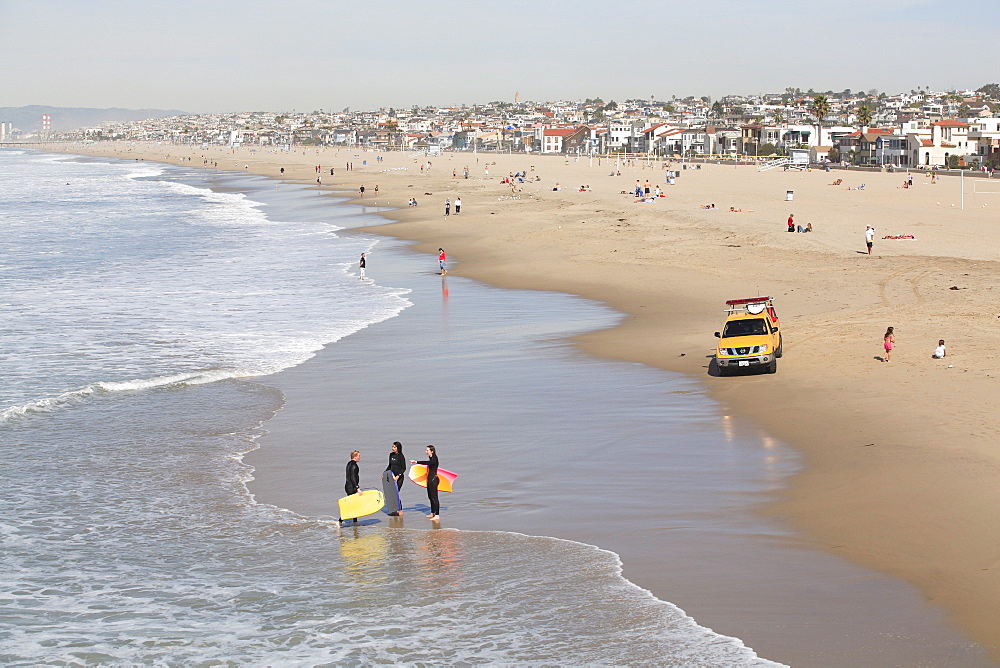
[346, 442, 442, 521]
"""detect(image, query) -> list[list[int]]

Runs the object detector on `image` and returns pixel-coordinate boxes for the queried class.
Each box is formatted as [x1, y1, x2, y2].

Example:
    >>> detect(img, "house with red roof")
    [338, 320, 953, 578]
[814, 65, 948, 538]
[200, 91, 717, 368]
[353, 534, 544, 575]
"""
[915, 118, 974, 166]
[539, 126, 590, 154]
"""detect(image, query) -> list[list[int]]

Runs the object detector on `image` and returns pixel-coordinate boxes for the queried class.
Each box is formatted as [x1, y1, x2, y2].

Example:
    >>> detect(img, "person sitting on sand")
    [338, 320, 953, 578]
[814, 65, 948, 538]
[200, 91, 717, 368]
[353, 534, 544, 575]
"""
[829, 178, 842, 186]
[932, 339, 947, 358]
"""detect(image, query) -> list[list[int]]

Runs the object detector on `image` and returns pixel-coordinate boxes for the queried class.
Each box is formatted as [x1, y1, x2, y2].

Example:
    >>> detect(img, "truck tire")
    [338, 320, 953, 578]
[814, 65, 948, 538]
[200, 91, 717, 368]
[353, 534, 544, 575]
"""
[718, 363, 731, 377]
[767, 358, 777, 374]
[775, 337, 783, 358]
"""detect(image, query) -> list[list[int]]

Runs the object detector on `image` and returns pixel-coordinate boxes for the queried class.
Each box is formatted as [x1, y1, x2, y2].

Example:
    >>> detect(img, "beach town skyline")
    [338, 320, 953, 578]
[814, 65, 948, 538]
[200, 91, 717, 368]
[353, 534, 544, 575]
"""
[9, 82, 1000, 170]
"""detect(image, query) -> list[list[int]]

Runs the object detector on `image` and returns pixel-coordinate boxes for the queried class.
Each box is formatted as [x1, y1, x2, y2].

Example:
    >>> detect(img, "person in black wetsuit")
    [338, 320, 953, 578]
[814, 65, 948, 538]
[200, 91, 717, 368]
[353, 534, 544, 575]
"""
[411, 445, 440, 520]
[344, 450, 362, 524]
[386, 441, 406, 492]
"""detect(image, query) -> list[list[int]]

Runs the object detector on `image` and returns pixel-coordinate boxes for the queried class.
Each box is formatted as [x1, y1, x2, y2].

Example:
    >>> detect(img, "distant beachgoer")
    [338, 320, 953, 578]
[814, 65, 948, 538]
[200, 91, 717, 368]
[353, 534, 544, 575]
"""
[374, 185, 379, 195]
[444, 198, 451, 217]
[359, 253, 366, 279]
[454, 197, 462, 214]
[330, 167, 334, 176]
[438, 248, 447, 274]
[933, 340, 947, 358]
[280, 167, 284, 174]
[644, 180, 651, 195]
[883, 327, 895, 362]
[411, 445, 441, 520]
[359, 185, 365, 197]
[865, 225, 875, 254]
[804, 222, 813, 233]
[787, 214, 795, 232]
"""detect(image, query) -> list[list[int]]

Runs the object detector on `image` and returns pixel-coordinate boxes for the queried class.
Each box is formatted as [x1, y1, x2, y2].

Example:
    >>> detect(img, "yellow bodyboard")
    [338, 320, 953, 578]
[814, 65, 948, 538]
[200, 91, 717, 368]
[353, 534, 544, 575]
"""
[337, 489, 385, 520]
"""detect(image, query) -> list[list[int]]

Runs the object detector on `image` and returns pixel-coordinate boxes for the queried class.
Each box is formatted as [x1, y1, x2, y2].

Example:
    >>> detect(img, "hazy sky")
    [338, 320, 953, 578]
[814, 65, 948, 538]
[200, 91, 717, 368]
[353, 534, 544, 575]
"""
[3, 0, 998, 113]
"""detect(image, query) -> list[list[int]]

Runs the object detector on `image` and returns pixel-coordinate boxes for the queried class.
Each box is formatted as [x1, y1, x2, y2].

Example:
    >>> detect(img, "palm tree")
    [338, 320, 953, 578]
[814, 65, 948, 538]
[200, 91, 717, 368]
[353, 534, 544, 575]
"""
[773, 109, 785, 125]
[857, 104, 873, 130]
[811, 94, 830, 145]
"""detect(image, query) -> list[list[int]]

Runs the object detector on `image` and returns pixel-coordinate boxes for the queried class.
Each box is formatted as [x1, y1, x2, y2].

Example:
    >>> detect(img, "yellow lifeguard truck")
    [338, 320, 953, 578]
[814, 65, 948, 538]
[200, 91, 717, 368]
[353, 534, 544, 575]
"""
[714, 297, 783, 376]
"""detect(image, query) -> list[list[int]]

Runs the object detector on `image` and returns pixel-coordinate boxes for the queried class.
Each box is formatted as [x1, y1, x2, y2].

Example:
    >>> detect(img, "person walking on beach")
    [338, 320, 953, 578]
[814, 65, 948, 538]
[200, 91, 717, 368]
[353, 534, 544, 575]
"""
[444, 198, 451, 217]
[386, 441, 406, 492]
[359, 253, 366, 279]
[883, 327, 895, 362]
[865, 225, 876, 254]
[411, 445, 441, 521]
[359, 185, 365, 197]
[438, 248, 447, 275]
[343, 450, 363, 524]
[454, 197, 462, 214]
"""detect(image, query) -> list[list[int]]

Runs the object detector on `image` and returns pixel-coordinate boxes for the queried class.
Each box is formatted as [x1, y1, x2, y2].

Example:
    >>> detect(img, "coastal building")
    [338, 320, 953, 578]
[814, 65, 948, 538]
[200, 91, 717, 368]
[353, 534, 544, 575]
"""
[538, 126, 589, 154]
[874, 134, 915, 167]
[917, 118, 973, 166]
[835, 128, 893, 165]
[968, 118, 1000, 167]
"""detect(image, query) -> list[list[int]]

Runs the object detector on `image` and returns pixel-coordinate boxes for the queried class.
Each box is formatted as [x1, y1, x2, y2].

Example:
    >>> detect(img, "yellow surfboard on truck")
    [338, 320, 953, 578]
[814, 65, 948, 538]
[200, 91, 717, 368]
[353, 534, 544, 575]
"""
[337, 489, 385, 521]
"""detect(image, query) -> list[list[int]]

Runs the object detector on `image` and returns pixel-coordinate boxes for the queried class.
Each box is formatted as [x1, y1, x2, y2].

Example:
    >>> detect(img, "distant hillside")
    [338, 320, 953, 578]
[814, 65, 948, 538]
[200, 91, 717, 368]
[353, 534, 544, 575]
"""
[0, 105, 190, 133]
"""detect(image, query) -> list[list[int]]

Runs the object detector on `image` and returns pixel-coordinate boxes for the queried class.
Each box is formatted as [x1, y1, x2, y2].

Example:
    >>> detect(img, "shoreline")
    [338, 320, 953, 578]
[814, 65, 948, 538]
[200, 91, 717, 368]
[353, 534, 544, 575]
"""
[32, 142, 1000, 662]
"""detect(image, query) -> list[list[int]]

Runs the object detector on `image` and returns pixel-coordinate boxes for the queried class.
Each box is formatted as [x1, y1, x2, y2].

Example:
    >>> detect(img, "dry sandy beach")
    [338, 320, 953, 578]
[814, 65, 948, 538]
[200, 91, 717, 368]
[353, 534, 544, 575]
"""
[49, 141, 1000, 661]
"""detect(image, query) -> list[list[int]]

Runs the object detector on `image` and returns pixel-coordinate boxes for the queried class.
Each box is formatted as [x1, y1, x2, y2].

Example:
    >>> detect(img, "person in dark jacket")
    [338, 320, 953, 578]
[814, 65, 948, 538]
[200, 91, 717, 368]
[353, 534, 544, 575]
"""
[345, 450, 362, 496]
[386, 441, 406, 491]
[343, 450, 363, 524]
[411, 445, 441, 520]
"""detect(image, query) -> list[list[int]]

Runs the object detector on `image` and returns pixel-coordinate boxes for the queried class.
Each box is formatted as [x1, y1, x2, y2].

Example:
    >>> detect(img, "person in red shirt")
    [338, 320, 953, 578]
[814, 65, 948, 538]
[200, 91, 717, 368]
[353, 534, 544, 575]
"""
[787, 213, 795, 232]
[438, 248, 447, 275]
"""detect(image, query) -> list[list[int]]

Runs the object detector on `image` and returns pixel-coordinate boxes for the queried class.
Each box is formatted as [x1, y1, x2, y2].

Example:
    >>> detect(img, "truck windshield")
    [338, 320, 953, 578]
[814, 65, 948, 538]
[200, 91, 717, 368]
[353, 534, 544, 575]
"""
[723, 319, 767, 337]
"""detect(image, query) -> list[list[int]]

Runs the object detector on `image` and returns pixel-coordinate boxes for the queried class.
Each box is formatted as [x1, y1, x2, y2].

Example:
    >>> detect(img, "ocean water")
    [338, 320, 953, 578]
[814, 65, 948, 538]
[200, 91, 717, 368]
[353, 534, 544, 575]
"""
[0, 149, 778, 665]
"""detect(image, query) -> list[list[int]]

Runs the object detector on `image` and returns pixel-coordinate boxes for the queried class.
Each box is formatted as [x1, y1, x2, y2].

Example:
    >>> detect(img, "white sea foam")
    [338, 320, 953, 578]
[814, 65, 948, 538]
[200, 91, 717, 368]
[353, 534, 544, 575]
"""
[0, 150, 411, 419]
